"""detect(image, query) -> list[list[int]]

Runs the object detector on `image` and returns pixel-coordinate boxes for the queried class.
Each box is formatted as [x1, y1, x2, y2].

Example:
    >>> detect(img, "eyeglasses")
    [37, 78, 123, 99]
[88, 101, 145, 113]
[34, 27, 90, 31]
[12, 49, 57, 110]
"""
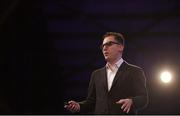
[100, 41, 120, 50]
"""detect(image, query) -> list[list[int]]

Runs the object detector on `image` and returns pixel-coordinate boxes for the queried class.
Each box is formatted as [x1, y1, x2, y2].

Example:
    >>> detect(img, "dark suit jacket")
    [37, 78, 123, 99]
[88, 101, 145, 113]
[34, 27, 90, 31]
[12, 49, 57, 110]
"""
[79, 61, 148, 114]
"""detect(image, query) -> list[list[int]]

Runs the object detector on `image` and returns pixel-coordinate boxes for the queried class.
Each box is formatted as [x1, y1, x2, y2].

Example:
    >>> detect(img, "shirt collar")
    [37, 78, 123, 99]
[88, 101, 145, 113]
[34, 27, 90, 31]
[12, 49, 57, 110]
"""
[106, 58, 124, 71]
[115, 58, 123, 68]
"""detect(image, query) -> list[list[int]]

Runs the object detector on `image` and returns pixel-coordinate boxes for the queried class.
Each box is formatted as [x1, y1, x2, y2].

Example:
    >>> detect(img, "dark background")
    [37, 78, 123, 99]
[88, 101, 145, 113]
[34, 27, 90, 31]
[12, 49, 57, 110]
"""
[1, 0, 180, 114]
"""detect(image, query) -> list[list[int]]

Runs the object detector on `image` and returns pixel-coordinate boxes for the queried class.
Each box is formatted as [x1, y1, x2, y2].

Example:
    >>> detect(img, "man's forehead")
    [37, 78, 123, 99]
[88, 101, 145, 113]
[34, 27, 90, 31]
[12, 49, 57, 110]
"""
[103, 36, 116, 43]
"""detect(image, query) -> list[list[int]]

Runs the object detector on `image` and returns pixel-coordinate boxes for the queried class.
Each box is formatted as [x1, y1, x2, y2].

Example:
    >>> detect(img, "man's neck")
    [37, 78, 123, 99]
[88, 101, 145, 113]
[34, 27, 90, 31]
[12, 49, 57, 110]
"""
[108, 57, 122, 66]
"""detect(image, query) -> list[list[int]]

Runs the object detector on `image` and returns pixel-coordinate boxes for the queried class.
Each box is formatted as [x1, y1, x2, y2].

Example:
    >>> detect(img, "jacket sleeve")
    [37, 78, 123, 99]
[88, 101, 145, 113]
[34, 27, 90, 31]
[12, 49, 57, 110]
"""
[78, 71, 96, 113]
[131, 68, 148, 111]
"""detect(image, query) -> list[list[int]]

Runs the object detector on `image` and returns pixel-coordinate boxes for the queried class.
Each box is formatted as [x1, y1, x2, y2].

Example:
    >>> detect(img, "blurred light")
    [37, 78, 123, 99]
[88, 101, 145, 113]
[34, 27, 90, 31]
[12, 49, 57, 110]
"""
[160, 71, 172, 83]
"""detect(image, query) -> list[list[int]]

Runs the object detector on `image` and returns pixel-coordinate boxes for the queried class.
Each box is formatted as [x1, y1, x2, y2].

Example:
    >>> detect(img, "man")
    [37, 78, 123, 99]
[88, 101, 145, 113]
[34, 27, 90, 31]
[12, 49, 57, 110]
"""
[64, 32, 148, 114]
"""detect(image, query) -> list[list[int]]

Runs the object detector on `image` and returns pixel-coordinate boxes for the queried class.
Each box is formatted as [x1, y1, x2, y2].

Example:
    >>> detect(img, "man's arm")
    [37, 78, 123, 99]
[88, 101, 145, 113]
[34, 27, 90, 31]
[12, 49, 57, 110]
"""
[78, 71, 96, 113]
[116, 67, 148, 113]
[131, 68, 148, 110]
[64, 71, 97, 113]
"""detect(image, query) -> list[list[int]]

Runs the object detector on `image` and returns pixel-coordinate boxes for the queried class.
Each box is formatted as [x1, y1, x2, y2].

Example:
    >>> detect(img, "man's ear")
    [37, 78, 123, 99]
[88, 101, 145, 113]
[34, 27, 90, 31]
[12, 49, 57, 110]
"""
[119, 45, 124, 52]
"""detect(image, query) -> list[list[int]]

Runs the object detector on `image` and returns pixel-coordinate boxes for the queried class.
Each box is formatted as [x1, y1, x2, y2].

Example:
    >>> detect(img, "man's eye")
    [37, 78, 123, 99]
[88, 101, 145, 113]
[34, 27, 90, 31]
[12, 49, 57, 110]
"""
[107, 42, 112, 45]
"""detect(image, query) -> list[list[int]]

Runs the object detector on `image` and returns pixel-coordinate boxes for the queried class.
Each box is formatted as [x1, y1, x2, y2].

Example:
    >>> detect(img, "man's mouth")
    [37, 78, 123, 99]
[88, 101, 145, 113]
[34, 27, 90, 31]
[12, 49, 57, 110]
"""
[104, 52, 109, 56]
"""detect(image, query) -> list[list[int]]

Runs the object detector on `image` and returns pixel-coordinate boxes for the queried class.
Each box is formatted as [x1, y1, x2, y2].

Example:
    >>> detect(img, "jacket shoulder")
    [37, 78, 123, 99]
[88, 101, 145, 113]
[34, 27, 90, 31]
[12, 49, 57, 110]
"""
[124, 61, 143, 71]
[92, 67, 105, 74]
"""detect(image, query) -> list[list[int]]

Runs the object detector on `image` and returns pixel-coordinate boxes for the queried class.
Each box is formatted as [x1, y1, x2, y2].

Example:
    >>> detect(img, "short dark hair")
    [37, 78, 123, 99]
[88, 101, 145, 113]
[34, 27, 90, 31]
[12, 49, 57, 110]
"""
[103, 32, 125, 45]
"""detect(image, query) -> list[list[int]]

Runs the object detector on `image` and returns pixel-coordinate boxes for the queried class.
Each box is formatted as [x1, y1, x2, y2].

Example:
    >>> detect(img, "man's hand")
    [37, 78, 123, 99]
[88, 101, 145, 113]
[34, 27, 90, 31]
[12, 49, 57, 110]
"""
[116, 98, 133, 113]
[64, 100, 80, 113]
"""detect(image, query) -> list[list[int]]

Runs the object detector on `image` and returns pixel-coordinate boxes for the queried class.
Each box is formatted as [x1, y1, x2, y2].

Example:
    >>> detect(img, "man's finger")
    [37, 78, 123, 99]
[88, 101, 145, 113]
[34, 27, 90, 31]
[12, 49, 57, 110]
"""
[127, 107, 130, 113]
[70, 105, 76, 112]
[67, 104, 74, 111]
[123, 104, 129, 112]
[121, 102, 127, 109]
[68, 101, 74, 104]
[73, 104, 78, 111]
[116, 99, 125, 104]
[124, 103, 131, 113]
[64, 105, 67, 108]
[72, 104, 76, 110]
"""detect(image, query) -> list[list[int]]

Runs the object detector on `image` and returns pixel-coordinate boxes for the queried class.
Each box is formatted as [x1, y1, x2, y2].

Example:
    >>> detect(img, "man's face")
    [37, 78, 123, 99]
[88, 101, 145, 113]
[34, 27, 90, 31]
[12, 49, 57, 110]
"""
[102, 36, 124, 62]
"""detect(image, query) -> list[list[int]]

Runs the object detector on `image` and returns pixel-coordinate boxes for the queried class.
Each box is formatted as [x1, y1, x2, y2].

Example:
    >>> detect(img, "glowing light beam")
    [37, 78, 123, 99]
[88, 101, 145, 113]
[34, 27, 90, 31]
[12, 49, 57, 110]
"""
[160, 71, 172, 84]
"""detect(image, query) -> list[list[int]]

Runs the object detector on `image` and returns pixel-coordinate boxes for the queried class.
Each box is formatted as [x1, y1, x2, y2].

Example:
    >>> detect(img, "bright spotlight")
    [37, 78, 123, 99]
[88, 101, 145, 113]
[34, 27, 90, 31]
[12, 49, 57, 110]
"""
[160, 71, 172, 83]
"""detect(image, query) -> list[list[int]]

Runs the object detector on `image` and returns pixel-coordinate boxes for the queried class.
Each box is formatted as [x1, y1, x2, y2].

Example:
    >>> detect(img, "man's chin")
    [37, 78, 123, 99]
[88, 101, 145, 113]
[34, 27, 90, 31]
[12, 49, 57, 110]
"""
[104, 57, 110, 62]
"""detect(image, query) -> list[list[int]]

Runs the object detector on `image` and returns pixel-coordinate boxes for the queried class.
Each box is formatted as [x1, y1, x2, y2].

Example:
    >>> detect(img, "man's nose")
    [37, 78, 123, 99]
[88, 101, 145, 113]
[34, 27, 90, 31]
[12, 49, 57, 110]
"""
[103, 45, 108, 51]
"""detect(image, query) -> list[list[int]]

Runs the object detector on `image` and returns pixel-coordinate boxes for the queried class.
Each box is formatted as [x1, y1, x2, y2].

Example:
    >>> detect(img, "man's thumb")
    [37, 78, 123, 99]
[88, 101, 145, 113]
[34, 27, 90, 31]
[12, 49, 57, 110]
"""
[116, 99, 124, 104]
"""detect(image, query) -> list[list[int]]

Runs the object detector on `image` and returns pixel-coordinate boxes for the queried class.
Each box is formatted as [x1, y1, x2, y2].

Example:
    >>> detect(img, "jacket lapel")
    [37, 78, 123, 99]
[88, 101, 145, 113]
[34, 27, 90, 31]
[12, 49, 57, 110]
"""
[109, 61, 127, 92]
[101, 67, 108, 92]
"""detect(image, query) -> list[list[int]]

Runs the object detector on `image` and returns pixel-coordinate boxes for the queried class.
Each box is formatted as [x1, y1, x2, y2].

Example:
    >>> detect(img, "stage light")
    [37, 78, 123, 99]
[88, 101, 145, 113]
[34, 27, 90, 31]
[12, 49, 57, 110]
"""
[160, 71, 172, 83]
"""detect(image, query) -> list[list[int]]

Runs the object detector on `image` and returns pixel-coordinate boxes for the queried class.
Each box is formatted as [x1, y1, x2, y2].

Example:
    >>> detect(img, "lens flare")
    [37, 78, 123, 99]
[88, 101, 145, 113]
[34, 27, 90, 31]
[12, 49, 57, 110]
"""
[160, 71, 172, 83]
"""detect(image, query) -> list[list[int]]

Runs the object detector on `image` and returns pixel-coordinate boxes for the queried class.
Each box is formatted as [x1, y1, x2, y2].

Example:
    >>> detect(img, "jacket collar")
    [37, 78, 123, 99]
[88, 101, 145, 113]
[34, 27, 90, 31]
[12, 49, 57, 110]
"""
[101, 61, 128, 93]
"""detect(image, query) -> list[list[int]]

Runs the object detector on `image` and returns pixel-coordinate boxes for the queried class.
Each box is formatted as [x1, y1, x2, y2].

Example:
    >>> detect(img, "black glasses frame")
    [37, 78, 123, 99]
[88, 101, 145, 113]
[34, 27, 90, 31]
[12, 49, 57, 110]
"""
[100, 41, 120, 50]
